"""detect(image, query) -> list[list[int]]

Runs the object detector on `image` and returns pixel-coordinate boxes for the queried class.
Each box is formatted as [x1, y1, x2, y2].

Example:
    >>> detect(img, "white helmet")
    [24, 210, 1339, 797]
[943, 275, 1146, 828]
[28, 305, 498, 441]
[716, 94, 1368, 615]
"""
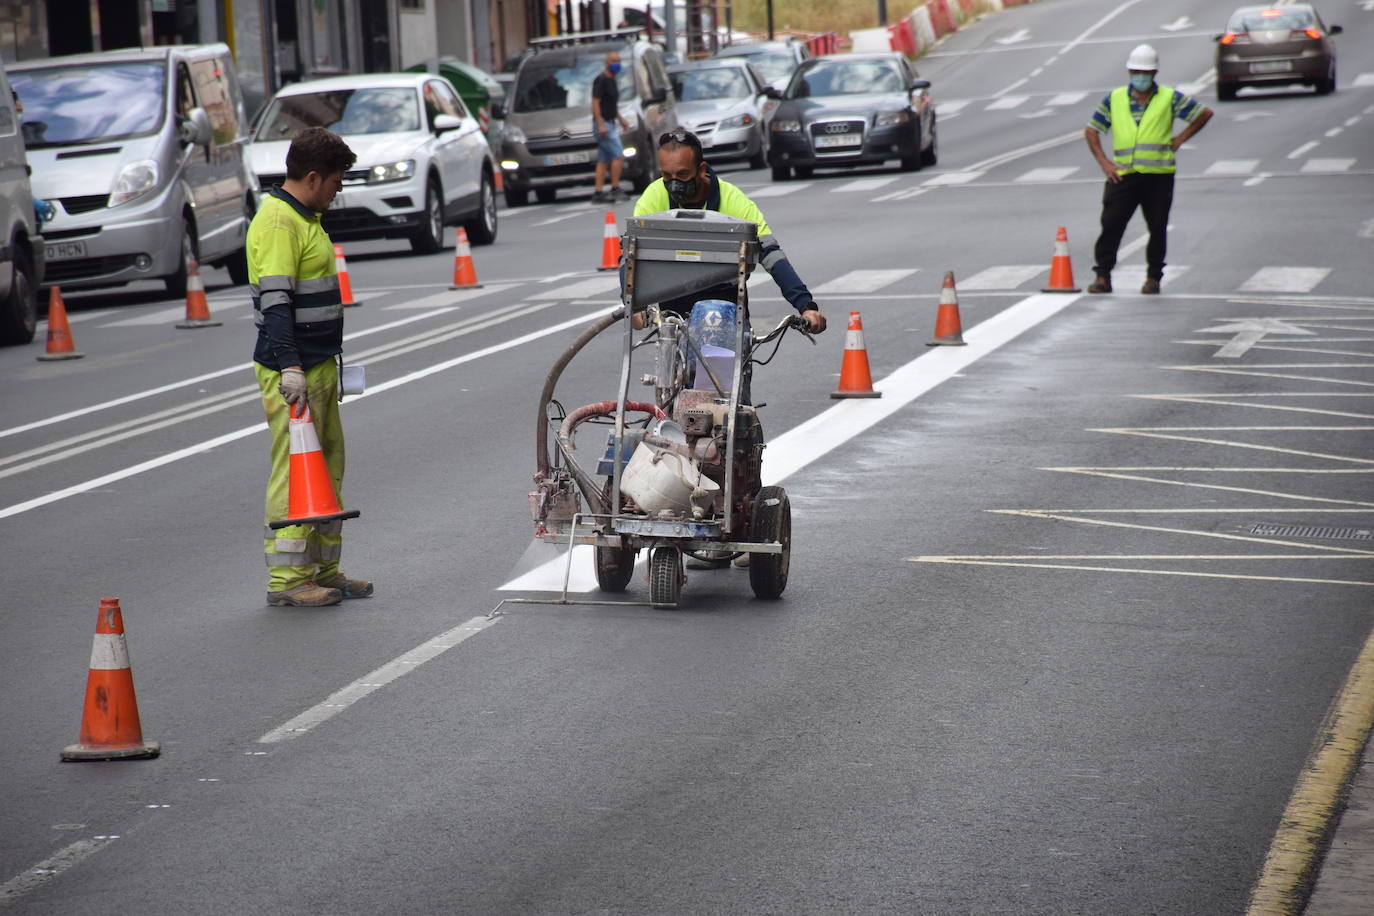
[1126, 44, 1159, 71]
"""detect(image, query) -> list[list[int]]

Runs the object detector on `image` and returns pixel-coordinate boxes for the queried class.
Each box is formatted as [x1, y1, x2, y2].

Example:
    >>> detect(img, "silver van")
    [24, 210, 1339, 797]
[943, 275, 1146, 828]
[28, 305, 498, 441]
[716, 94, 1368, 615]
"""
[10, 44, 255, 298]
[0, 60, 43, 344]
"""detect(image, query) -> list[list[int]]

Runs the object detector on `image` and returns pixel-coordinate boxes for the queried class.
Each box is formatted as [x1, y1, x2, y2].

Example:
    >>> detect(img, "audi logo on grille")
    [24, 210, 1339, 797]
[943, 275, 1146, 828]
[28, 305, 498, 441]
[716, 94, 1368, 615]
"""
[824, 124, 852, 134]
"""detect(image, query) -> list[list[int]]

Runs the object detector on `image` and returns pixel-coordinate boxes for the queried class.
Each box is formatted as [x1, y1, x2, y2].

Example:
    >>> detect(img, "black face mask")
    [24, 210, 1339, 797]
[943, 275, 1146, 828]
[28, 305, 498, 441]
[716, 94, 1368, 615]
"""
[665, 175, 701, 208]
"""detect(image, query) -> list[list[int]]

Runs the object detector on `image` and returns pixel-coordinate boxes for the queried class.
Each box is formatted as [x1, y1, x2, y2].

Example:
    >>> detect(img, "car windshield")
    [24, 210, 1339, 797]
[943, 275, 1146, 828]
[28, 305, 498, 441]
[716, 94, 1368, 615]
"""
[257, 87, 420, 139]
[741, 52, 795, 85]
[512, 55, 634, 113]
[787, 59, 905, 98]
[1229, 7, 1316, 31]
[671, 68, 750, 101]
[10, 62, 165, 148]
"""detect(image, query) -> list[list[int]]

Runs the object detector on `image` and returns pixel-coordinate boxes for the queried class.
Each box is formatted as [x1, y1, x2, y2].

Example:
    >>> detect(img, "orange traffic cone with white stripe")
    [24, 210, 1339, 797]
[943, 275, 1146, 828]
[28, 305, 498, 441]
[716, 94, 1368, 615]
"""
[176, 259, 221, 328]
[831, 310, 881, 399]
[596, 210, 621, 271]
[37, 286, 83, 361]
[269, 403, 361, 530]
[61, 598, 159, 761]
[335, 244, 361, 306]
[450, 227, 482, 289]
[1041, 226, 1082, 293]
[927, 271, 966, 346]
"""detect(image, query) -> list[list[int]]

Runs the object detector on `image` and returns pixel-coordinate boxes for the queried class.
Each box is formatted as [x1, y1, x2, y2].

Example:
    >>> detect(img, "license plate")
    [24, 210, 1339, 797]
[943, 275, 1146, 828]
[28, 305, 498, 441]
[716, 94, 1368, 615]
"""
[1251, 61, 1293, 73]
[542, 151, 591, 166]
[814, 133, 862, 149]
[45, 240, 87, 260]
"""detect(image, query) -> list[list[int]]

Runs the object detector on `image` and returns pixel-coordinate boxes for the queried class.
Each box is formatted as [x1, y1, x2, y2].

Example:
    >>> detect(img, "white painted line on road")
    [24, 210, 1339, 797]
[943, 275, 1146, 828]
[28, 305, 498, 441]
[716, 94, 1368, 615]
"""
[383, 284, 522, 309]
[1048, 92, 1087, 106]
[1015, 167, 1078, 182]
[534, 211, 590, 227]
[0, 836, 119, 906]
[1044, 468, 1374, 508]
[1243, 172, 1271, 188]
[833, 176, 899, 193]
[922, 171, 983, 186]
[747, 182, 812, 197]
[936, 100, 970, 114]
[258, 615, 501, 743]
[1324, 127, 1344, 138]
[1091, 427, 1374, 465]
[1287, 141, 1320, 159]
[1113, 265, 1190, 289]
[913, 558, 1374, 587]
[1240, 267, 1331, 293]
[530, 277, 618, 300]
[811, 269, 917, 295]
[100, 297, 253, 328]
[1204, 159, 1259, 176]
[958, 265, 1044, 290]
[1131, 393, 1374, 421]
[985, 95, 1028, 110]
[993, 509, 1374, 554]
[1301, 158, 1355, 173]
[1354, 74, 1374, 88]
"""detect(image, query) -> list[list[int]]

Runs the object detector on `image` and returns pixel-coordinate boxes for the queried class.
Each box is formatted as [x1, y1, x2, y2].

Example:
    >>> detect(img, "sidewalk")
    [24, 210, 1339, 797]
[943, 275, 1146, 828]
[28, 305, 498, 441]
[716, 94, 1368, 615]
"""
[1304, 734, 1374, 914]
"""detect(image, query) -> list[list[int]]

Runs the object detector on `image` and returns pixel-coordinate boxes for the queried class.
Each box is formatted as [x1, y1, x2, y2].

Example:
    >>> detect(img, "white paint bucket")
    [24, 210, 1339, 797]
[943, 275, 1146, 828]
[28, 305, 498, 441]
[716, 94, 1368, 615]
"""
[621, 443, 719, 515]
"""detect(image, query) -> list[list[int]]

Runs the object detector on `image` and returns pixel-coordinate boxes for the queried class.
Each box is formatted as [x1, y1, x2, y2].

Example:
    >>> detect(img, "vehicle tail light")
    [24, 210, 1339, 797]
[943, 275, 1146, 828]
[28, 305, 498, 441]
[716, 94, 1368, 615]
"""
[1219, 33, 1239, 45]
[1303, 28, 1321, 39]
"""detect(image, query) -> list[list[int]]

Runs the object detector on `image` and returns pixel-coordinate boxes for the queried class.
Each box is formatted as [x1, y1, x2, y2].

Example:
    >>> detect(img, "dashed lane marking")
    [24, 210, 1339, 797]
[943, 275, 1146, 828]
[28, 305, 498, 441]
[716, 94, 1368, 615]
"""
[0, 837, 120, 906]
[1301, 158, 1356, 173]
[833, 176, 899, 193]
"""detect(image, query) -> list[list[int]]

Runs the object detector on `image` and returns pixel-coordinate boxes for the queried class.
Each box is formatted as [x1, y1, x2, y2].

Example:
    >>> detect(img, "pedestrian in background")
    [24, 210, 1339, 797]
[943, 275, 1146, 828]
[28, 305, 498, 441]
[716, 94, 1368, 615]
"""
[249, 127, 373, 607]
[1084, 44, 1212, 295]
[592, 50, 631, 203]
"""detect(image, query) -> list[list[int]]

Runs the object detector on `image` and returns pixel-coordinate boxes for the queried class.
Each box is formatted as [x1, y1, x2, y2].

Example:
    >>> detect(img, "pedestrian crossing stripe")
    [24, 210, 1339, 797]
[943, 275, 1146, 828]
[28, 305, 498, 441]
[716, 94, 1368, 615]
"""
[959, 266, 1045, 290]
[1047, 92, 1087, 106]
[922, 171, 983, 186]
[747, 182, 812, 197]
[1204, 160, 1260, 176]
[985, 95, 1029, 110]
[1015, 167, 1079, 182]
[812, 269, 918, 295]
[1239, 267, 1331, 293]
[1301, 159, 1355, 173]
[834, 176, 900, 193]
[529, 277, 619, 300]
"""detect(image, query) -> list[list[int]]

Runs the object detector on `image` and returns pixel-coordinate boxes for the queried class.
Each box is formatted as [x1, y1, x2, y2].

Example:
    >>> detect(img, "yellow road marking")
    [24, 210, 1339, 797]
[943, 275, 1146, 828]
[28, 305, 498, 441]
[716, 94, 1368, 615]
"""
[1244, 625, 1374, 913]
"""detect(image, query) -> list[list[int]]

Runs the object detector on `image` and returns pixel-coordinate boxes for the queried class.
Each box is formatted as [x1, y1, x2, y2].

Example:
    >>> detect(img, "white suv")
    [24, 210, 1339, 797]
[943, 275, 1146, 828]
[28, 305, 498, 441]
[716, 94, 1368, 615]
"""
[250, 73, 497, 252]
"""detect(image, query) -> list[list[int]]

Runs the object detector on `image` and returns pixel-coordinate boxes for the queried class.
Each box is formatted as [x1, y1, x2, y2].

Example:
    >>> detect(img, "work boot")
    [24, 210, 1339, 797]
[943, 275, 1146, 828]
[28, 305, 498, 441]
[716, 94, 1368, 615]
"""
[1140, 277, 1161, 295]
[686, 550, 731, 570]
[1087, 275, 1112, 293]
[733, 553, 751, 568]
[267, 583, 343, 607]
[590, 190, 608, 204]
[315, 572, 374, 599]
[611, 188, 628, 202]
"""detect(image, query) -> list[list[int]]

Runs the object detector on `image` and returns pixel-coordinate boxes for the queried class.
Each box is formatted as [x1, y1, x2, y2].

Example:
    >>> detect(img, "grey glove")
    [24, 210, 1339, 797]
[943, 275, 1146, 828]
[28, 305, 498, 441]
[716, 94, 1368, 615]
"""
[278, 367, 308, 406]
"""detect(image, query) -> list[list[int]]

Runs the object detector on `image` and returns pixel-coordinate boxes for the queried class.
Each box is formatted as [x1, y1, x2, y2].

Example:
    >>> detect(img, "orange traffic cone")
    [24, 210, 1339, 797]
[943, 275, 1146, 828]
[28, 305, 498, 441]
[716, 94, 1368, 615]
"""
[1041, 226, 1082, 293]
[61, 598, 160, 761]
[450, 227, 482, 289]
[493, 169, 504, 191]
[335, 244, 361, 306]
[37, 286, 84, 361]
[831, 310, 881, 399]
[927, 271, 966, 346]
[176, 259, 221, 328]
[596, 210, 621, 271]
[269, 403, 361, 530]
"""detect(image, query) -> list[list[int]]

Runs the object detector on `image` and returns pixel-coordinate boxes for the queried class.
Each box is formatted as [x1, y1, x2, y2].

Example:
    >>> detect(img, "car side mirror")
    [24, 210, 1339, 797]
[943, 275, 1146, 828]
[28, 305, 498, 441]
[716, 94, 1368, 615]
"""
[1328, 24, 1342, 35]
[1212, 33, 1223, 41]
[433, 113, 462, 133]
[910, 79, 931, 91]
[762, 86, 782, 100]
[180, 107, 212, 148]
[490, 102, 506, 119]
[644, 87, 668, 107]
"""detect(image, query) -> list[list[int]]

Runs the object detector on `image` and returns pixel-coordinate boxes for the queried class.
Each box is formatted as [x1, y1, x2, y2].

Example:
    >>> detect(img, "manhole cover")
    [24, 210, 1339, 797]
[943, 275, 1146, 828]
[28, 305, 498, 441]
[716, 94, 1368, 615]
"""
[1246, 524, 1373, 540]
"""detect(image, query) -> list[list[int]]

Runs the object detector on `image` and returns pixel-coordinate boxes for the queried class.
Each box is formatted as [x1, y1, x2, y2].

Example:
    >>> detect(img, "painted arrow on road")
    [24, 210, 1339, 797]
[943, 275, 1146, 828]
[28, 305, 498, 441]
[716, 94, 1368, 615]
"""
[996, 28, 1031, 45]
[1196, 318, 1315, 358]
[1160, 16, 1194, 31]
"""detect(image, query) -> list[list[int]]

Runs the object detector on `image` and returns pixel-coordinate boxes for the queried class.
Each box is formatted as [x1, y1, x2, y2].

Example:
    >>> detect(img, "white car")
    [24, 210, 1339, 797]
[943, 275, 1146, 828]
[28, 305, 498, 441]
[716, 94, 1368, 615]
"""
[250, 73, 497, 252]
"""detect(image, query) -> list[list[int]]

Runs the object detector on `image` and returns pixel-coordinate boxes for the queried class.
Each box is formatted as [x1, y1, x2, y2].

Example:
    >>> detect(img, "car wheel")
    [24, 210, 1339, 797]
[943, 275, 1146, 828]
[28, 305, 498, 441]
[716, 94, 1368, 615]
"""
[504, 186, 529, 207]
[164, 217, 196, 299]
[1315, 65, 1335, 95]
[225, 201, 253, 285]
[771, 164, 791, 181]
[920, 116, 939, 167]
[409, 177, 444, 254]
[632, 145, 655, 192]
[464, 171, 498, 245]
[749, 131, 767, 170]
[794, 166, 813, 179]
[0, 246, 37, 345]
[535, 187, 557, 204]
[1217, 83, 1238, 102]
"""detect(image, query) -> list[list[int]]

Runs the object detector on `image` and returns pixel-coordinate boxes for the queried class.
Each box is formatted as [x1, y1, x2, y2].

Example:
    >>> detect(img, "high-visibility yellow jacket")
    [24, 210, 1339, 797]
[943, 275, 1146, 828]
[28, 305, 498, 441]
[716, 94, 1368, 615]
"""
[248, 187, 343, 370]
[1109, 85, 1176, 175]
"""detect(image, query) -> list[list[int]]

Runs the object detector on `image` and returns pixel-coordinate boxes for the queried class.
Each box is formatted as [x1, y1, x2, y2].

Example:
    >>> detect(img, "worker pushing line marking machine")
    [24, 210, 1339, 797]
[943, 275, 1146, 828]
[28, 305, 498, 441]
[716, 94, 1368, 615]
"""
[526, 209, 815, 609]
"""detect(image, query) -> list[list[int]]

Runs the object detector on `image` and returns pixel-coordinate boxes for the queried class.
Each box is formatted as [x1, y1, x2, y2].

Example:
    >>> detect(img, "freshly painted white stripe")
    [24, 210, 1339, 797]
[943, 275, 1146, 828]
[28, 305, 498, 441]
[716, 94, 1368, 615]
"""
[747, 182, 813, 197]
[258, 615, 500, 743]
[1353, 74, 1374, 88]
[0, 308, 607, 521]
[530, 277, 618, 300]
[1204, 159, 1259, 176]
[500, 545, 601, 592]
[1048, 92, 1087, 106]
[1243, 172, 1271, 188]
[811, 269, 918, 295]
[1240, 267, 1331, 293]
[1287, 141, 1320, 159]
[534, 211, 589, 227]
[922, 171, 983, 186]
[88, 633, 130, 670]
[1015, 167, 1078, 182]
[833, 176, 899, 193]
[1324, 127, 1344, 138]
[985, 95, 1029, 110]
[1302, 158, 1355, 173]
[958, 265, 1044, 290]
[0, 837, 119, 905]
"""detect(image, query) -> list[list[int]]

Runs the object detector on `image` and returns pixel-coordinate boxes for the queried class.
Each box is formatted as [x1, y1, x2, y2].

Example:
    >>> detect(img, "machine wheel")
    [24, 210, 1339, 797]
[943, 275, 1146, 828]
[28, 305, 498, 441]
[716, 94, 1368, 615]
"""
[649, 546, 683, 609]
[464, 171, 499, 244]
[920, 117, 939, 167]
[535, 187, 557, 204]
[595, 543, 637, 592]
[771, 164, 790, 181]
[0, 246, 37, 345]
[163, 216, 196, 299]
[748, 486, 791, 600]
[409, 178, 444, 253]
[504, 186, 529, 207]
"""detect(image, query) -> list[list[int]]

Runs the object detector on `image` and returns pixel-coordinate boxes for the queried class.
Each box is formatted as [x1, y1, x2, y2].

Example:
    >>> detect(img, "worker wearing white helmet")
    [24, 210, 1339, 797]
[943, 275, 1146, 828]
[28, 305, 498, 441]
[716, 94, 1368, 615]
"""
[1083, 44, 1213, 294]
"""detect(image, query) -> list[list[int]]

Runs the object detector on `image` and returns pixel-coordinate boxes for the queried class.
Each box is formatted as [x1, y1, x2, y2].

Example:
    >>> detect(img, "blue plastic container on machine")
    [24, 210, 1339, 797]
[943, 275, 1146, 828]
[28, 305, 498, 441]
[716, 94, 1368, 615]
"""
[688, 299, 738, 391]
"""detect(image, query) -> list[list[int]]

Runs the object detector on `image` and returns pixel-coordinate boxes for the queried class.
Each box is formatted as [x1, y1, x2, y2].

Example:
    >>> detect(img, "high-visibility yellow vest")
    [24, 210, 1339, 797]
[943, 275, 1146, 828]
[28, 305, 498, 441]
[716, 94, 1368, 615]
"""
[1109, 85, 1176, 175]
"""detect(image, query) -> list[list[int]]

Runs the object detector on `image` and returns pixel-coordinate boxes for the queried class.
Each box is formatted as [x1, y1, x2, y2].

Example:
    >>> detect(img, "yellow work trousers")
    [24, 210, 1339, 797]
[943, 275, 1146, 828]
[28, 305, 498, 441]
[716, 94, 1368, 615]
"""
[255, 360, 346, 593]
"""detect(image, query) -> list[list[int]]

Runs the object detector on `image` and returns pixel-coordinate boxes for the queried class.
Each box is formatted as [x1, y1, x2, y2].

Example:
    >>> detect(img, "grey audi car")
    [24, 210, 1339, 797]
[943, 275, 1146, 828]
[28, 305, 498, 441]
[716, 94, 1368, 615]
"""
[766, 52, 936, 181]
[1214, 4, 1342, 100]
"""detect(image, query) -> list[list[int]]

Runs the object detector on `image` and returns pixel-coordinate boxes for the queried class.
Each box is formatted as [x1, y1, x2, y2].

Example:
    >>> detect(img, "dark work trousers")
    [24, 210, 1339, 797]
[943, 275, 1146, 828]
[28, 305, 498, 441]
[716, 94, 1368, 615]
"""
[1092, 172, 1175, 280]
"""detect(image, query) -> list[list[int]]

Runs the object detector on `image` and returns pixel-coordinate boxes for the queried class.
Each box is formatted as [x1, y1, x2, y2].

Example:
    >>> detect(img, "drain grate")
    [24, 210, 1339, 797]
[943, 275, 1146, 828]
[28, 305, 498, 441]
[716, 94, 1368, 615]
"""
[1246, 524, 1373, 540]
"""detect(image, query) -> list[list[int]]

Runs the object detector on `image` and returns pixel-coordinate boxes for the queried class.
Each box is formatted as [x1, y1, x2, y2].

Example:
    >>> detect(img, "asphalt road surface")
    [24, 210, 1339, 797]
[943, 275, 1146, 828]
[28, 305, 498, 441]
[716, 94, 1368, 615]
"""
[3, 0, 1373, 912]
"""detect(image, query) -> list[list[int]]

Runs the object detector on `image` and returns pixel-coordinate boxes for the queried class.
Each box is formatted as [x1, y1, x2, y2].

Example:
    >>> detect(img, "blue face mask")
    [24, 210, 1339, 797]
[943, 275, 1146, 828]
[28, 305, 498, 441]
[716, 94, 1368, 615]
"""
[608, 62, 622, 75]
[1129, 73, 1154, 92]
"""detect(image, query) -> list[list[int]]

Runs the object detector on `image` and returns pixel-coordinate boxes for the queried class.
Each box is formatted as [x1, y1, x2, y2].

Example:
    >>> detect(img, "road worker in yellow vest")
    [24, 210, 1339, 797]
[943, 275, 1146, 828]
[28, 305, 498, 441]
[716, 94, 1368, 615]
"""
[249, 127, 373, 607]
[1084, 44, 1212, 295]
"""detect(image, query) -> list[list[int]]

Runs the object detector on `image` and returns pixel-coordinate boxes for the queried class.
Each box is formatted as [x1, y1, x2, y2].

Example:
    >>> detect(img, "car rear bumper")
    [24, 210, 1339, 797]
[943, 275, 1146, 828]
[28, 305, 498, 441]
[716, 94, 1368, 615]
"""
[1216, 53, 1331, 85]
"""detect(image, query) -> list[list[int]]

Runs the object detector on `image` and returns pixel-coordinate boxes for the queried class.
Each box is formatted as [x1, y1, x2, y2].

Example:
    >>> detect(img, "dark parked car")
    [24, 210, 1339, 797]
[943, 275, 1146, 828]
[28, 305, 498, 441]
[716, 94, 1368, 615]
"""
[1214, 4, 1342, 100]
[766, 52, 936, 181]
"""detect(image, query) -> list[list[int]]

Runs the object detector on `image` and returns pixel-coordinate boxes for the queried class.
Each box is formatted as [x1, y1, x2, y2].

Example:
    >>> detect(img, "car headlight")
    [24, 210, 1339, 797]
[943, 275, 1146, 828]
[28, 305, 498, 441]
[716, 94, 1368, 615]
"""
[367, 160, 415, 184]
[623, 146, 637, 158]
[874, 110, 912, 128]
[718, 113, 755, 131]
[109, 159, 160, 206]
[504, 124, 527, 144]
[771, 119, 802, 133]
